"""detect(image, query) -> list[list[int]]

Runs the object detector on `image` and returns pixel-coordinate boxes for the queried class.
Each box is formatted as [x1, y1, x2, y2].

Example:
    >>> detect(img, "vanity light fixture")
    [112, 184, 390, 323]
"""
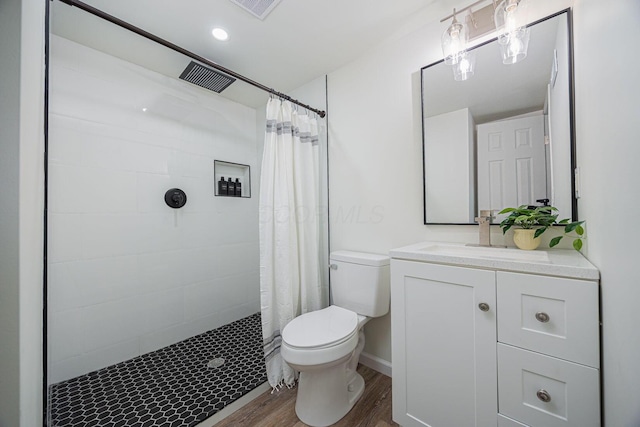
[441, 9, 469, 65]
[439, 0, 532, 81]
[494, 0, 530, 64]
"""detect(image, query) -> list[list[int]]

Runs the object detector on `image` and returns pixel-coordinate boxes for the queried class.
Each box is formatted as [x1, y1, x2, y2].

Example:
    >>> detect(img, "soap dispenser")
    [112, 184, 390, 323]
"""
[227, 177, 235, 196]
[235, 178, 242, 197]
[218, 176, 228, 196]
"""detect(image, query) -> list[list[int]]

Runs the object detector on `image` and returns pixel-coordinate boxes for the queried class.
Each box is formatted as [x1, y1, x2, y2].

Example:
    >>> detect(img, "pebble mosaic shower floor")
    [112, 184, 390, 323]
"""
[48, 313, 266, 427]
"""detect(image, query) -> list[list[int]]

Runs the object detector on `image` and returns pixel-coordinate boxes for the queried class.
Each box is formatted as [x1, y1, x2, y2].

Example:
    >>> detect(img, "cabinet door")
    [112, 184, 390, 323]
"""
[391, 260, 497, 427]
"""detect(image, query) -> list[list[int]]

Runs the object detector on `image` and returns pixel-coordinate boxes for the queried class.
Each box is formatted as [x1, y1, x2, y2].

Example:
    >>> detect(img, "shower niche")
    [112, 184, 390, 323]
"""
[214, 160, 251, 198]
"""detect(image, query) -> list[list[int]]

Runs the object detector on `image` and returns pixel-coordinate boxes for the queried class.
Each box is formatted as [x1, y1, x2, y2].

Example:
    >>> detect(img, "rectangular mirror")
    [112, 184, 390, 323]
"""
[422, 10, 576, 225]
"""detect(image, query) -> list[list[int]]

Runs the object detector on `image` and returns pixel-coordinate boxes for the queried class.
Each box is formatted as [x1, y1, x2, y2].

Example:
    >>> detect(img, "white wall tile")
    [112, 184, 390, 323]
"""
[49, 337, 140, 385]
[139, 320, 196, 355]
[180, 152, 213, 179]
[212, 243, 259, 279]
[184, 271, 259, 322]
[49, 35, 260, 382]
[81, 297, 141, 353]
[78, 214, 141, 259]
[137, 250, 191, 293]
[184, 313, 223, 339]
[80, 339, 140, 378]
[219, 302, 261, 327]
[48, 214, 85, 263]
[176, 213, 220, 250]
[50, 356, 84, 385]
[72, 256, 139, 306]
[183, 280, 224, 322]
[133, 213, 182, 254]
[49, 164, 137, 214]
[138, 288, 184, 336]
[48, 262, 83, 313]
[136, 173, 173, 213]
[49, 309, 84, 363]
[48, 117, 85, 165]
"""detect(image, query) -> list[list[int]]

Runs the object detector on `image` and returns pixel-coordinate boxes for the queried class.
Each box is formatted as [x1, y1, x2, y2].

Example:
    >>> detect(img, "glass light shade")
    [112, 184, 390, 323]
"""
[494, 0, 530, 64]
[498, 26, 530, 64]
[442, 16, 469, 65]
[452, 51, 476, 81]
[494, 0, 529, 33]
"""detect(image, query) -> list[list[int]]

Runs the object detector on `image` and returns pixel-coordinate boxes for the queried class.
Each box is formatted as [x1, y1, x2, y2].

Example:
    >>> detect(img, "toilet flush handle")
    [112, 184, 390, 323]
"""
[329, 264, 338, 270]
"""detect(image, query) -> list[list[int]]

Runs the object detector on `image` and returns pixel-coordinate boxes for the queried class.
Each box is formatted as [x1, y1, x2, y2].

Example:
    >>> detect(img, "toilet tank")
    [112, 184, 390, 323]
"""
[329, 251, 390, 318]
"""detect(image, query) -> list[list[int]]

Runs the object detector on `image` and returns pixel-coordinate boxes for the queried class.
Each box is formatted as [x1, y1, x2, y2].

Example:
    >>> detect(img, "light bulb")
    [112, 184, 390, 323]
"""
[459, 58, 470, 73]
[442, 14, 468, 65]
[508, 37, 523, 56]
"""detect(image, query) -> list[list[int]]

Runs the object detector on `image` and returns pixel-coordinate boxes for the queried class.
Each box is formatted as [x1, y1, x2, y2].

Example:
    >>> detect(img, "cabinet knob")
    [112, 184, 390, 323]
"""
[535, 312, 550, 323]
[478, 303, 490, 312]
[536, 389, 552, 403]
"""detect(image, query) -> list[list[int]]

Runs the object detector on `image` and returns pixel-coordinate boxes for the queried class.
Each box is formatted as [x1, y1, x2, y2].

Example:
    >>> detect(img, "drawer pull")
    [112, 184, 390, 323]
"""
[536, 389, 552, 403]
[535, 312, 550, 323]
[478, 303, 490, 312]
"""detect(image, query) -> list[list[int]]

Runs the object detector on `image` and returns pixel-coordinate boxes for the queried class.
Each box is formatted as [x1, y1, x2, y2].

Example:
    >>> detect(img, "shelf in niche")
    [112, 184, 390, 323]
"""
[214, 160, 251, 198]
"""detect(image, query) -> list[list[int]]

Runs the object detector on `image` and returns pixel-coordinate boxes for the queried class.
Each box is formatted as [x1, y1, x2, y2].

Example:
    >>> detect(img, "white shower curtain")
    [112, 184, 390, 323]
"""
[259, 98, 323, 390]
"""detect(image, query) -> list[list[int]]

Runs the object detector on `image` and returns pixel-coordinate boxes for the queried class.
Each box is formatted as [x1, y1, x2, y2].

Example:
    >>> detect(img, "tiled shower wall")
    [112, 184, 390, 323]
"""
[48, 35, 260, 384]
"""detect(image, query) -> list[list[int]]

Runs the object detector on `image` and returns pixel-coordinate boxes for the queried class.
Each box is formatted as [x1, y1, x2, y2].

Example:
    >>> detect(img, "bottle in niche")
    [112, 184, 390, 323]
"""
[218, 176, 228, 196]
[227, 177, 235, 196]
[235, 178, 242, 197]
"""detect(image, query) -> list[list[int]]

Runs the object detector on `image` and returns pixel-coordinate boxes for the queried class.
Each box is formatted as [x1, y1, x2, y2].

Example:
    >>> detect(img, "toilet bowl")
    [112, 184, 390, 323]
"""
[280, 251, 390, 427]
[281, 306, 368, 427]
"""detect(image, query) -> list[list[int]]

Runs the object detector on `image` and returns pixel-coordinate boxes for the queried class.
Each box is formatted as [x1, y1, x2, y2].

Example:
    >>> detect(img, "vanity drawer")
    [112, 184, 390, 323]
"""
[497, 271, 599, 367]
[498, 343, 600, 427]
[498, 414, 529, 427]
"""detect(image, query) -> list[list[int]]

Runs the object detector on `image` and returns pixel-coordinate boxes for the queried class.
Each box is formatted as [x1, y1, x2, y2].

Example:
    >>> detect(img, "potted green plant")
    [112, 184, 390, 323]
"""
[498, 205, 585, 250]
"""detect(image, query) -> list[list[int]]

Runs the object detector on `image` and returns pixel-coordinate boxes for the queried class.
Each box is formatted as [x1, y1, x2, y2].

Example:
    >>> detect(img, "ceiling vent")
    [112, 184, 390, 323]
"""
[179, 61, 236, 93]
[228, 0, 283, 20]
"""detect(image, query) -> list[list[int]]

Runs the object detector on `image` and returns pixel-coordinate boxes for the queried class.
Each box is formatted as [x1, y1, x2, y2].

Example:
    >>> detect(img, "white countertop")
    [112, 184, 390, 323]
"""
[389, 241, 599, 280]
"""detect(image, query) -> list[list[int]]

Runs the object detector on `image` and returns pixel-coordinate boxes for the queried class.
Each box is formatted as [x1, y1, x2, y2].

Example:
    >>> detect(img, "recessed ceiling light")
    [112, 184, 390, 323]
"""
[212, 28, 229, 41]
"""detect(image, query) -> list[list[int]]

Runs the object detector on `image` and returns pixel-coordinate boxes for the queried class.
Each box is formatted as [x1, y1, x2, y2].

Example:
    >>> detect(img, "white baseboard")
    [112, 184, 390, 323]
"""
[359, 351, 392, 378]
[195, 381, 271, 427]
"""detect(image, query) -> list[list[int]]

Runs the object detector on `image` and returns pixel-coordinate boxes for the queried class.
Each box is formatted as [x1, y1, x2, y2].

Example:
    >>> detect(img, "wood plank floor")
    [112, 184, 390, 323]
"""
[214, 365, 398, 427]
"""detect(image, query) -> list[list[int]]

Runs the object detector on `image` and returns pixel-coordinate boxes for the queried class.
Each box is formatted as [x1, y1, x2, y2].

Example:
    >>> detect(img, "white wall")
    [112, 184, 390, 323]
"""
[327, 0, 572, 363]
[0, 0, 46, 425]
[573, 0, 640, 425]
[48, 36, 260, 383]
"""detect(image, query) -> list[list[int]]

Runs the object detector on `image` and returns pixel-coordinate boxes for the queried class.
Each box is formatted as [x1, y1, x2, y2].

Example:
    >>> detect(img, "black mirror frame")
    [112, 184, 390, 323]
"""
[421, 8, 577, 225]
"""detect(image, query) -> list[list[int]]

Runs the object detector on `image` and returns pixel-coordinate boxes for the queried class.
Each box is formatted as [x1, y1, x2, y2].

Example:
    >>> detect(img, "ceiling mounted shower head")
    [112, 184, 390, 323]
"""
[179, 61, 236, 93]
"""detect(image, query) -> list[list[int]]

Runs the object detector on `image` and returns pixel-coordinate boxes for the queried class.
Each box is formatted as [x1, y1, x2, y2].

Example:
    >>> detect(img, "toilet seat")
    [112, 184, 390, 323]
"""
[281, 306, 361, 368]
[282, 305, 358, 349]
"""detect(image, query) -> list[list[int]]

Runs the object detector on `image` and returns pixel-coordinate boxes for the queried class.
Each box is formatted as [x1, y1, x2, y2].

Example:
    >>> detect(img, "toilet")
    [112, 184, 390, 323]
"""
[281, 250, 390, 427]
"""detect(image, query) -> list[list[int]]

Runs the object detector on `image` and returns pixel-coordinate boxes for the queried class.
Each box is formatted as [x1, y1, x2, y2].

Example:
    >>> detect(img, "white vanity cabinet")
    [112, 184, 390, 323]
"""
[390, 243, 600, 427]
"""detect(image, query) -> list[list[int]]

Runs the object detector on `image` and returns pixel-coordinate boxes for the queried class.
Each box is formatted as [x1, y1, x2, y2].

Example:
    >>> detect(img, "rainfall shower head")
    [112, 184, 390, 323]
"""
[179, 61, 236, 93]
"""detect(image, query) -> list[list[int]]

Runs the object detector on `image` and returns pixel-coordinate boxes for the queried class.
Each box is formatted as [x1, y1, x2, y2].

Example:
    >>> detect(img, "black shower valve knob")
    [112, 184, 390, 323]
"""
[165, 188, 187, 209]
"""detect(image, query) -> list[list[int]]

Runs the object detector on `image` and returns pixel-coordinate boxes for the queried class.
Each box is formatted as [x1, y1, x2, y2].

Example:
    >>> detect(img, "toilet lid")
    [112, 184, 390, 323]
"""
[282, 306, 358, 349]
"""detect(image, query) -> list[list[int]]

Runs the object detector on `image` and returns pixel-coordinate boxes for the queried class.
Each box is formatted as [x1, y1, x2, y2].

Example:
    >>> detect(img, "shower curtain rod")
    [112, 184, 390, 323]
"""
[58, 0, 327, 118]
